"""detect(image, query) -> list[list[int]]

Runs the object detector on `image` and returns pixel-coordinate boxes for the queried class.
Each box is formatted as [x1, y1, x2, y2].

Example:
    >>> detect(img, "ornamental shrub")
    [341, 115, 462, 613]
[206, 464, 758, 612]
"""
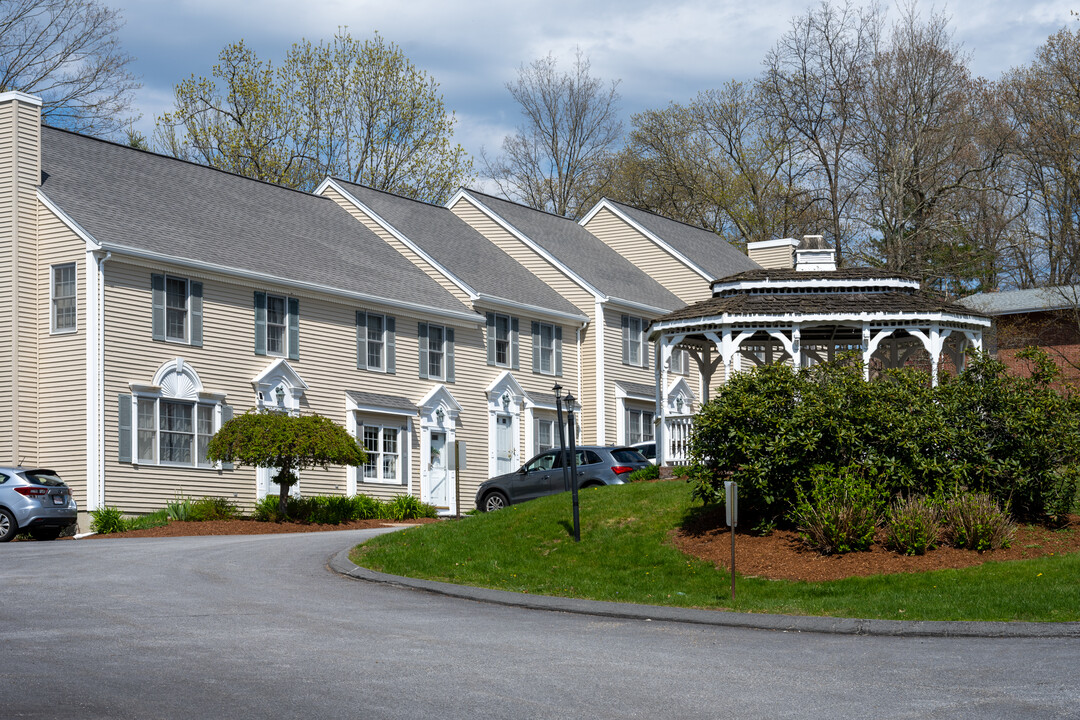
[942, 492, 1016, 551]
[89, 506, 126, 534]
[627, 465, 660, 483]
[188, 496, 241, 521]
[689, 349, 1080, 527]
[884, 495, 942, 556]
[790, 465, 885, 555]
[382, 494, 437, 521]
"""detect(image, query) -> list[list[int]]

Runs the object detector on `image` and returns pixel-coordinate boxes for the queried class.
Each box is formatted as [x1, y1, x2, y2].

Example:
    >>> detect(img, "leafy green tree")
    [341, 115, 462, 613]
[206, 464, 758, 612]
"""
[156, 30, 473, 202]
[206, 411, 366, 519]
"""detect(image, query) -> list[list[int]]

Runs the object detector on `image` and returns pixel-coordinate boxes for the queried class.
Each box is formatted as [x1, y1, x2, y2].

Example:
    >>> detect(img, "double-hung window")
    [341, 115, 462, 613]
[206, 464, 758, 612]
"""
[361, 425, 401, 483]
[254, 292, 299, 359]
[535, 417, 555, 453]
[531, 322, 562, 376]
[152, 274, 203, 346]
[626, 408, 655, 445]
[486, 312, 519, 368]
[622, 315, 648, 368]
[418, 322, 455, 382]
[669, 347, 689, 375]
[356, 311, 396, 373]
[51, 263, 76, 333]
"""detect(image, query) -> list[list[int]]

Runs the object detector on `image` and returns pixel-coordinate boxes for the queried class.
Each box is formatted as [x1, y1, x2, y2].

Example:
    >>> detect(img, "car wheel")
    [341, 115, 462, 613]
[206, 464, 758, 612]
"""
[482, 491, 509, 512]
[29, 526, 62, 541]
[0, 509, 18, 542]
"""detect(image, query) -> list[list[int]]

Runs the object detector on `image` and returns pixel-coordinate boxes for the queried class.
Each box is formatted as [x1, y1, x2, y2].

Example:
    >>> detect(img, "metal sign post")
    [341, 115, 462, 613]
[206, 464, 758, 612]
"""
[725, 481, 738, 601]
[565, 393, 580, 543]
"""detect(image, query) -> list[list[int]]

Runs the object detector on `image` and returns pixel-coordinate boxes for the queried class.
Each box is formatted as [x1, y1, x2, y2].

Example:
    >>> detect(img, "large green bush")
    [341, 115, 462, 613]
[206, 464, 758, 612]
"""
[689, 349, 1080, 528]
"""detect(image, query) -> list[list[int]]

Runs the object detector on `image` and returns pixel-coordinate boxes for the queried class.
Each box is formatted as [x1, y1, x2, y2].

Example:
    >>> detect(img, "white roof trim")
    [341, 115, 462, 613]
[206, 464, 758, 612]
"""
[484, 369, 526, 397]
[448, 189, 607, 302]
[651, 311, 991, 336]
[475, 294, 590, 325]
[38, 190, 100, 250]
[581, 199, 713, 282]
[0, 91, 42, 106]
[319, 178, 478, 301]
[98, 242, 484, 326]
[250, 358, 310, 390]
[418, 384, 464, 412]
[712, 277, 920, 293]
[603, 295, 672, 317]
[747, 238, 799, 250]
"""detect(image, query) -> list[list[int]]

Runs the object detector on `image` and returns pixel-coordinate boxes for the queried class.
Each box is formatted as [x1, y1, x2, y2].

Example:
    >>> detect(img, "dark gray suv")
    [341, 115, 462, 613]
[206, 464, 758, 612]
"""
[0, 467, 78, 541]
[476, 446, 650, 512]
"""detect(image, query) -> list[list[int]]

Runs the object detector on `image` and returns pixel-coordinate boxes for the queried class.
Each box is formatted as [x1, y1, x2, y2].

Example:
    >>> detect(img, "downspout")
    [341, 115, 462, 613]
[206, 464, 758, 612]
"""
[594, 300, 605, 445]
[577, 320, 587, 444]
[87, 250, 110, 511]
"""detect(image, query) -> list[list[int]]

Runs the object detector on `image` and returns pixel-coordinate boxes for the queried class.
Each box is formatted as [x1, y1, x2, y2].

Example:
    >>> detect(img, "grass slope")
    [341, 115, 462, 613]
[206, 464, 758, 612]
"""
[352, 481, 1080, 622]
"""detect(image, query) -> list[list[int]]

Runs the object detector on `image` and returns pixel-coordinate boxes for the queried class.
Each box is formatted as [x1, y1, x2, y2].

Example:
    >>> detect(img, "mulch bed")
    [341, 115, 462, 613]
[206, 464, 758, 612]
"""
[672, 505, 1080, 582]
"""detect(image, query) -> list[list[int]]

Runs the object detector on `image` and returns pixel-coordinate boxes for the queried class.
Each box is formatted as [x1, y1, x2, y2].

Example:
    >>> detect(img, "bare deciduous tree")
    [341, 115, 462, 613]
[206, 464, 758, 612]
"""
[485, 49, 622, 218]
[0, 0, 138, 135]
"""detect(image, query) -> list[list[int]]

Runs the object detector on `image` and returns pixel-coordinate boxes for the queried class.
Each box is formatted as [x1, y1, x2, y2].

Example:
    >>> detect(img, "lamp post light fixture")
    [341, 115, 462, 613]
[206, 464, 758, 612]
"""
[563, 389, 580, 543]
[552, 383, 570, 494]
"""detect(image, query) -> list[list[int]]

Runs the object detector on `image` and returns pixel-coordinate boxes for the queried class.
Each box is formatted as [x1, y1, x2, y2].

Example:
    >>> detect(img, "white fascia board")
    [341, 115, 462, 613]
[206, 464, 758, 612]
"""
[99, 243, 484, 327]
[450, 189, 606, 302]
[319, 178, 478, 301]
[38, 190, 100, 249]
[603, 295, 673, 318]
[712, 276, 920, 293]
[475, 294, 590, 325]
[581, 199, 713, 282]
[651, 311, 992, 335]
[0, 91, 43, 105]
[746, 237, 799, 250]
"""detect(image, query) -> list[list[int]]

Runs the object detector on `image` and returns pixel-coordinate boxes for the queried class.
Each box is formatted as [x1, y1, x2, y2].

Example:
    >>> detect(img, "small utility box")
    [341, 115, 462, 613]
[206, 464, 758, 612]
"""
[724, 481, 737, 601]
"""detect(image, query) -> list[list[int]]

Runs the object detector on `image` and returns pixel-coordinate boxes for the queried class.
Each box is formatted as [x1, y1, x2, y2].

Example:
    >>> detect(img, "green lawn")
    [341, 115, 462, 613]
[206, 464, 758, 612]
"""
[352, 481, 1080, 622]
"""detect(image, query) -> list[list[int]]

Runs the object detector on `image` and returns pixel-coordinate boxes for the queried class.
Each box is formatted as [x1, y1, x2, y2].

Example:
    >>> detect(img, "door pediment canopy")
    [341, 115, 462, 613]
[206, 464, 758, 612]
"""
[251, 358, 308, 412]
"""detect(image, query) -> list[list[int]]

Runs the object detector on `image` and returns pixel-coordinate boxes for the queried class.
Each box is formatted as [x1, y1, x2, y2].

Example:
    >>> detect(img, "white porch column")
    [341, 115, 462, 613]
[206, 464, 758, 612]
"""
[863, 327, 897, 381]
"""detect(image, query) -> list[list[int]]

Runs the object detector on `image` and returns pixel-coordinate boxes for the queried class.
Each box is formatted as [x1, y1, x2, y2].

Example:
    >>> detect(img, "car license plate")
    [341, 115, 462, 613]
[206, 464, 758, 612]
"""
[52, 494, 65, 505]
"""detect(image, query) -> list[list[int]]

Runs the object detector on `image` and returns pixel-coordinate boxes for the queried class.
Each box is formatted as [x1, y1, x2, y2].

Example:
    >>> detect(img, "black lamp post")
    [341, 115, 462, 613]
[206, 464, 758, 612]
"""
[564, 389, 580, 542]
[552, 383, 570, 494]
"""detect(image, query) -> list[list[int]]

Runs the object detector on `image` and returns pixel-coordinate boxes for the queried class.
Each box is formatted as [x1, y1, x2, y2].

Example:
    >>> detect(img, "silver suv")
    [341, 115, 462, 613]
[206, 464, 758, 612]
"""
[0, 467, 78, 541]
[476, 446, 650, 512]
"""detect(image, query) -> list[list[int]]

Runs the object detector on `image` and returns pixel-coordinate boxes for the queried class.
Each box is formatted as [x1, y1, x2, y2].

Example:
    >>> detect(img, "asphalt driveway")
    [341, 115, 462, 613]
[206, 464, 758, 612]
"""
[2, 531, 1076, 719]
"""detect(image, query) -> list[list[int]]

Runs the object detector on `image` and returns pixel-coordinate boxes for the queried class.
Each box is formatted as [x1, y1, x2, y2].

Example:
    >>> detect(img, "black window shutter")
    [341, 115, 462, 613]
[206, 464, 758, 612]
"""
[254, 292, 267, 356]
[418, 322, 429, 379]
[118, 394, 132, 463]
[287, 297, 299, 360]
[511, 317, 520, 370]
[555, 325, 563, 377]
[190, 281, 203, 347]
[151, 274, 165, 341]
[446, 327, 455, 383]
[386, 317, 396, 374]
[531, 321, 541, 373]
[486, 312, 496, 365]
[356, 311, 367, 370]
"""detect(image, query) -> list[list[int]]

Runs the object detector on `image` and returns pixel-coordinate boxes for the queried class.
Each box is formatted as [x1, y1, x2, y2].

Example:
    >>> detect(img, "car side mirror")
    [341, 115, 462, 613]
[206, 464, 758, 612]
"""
[519, 467, 528, 475]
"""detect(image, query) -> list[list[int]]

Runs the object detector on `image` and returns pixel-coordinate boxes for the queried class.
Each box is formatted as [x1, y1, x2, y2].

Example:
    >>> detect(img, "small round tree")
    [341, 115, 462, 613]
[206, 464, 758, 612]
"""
[206, 410, 366, 519]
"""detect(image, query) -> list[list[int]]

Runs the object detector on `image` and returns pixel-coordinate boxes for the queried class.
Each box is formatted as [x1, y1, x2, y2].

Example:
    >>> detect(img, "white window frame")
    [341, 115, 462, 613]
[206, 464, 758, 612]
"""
[626, 408, 655, 445]
[265, 293, 288, 357]
[624, 315, 646, 367]
[366, 312, 385, 371]
[136, 396, 218, 468]
[669, 347, 689, 375]
[361, 424, 402, 484]
[492, 313, 511, 367]
[165, 275, 190, 343]
[50, 262, 77, 334]
[537, 322, 555, 375]
[427, 323, 446, 380]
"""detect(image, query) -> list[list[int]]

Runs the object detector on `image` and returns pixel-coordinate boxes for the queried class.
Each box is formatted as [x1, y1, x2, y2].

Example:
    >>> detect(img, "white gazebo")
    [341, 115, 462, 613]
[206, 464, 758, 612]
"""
[649, 248, 990, 465]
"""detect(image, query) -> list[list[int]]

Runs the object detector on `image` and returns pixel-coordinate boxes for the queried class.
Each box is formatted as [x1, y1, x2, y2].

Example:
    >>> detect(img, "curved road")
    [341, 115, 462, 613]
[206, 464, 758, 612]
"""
[1, 530, 1076, 719]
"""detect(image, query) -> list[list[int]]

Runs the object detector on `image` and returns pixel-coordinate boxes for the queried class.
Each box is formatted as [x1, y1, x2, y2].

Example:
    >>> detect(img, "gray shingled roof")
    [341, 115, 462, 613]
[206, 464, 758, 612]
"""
[40, 127, 474, 317]
[615, 381, 656, 398]
[346, 391, 416, 412]
[332, 180, 584, 318]
[602, 200, 760, 281]
[464, 190, 685, 312]
[959, 286, 1080, 316]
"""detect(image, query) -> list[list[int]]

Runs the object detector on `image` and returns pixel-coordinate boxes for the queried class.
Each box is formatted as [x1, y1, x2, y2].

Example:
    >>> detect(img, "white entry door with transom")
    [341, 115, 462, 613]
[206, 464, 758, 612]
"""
[425, 431, 449, 508]
[418, 385, 460, 515]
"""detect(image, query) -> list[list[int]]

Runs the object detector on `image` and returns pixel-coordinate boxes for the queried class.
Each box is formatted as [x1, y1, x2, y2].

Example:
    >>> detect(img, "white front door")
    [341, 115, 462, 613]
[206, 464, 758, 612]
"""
[258, 467, 300, 500]
[496, 415, 515, 474]
[425, 431, 449, 509]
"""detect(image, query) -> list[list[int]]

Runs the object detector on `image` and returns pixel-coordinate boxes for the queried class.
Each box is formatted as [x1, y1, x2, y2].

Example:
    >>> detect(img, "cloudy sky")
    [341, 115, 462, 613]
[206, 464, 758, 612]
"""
[112, 0, 1074, 173]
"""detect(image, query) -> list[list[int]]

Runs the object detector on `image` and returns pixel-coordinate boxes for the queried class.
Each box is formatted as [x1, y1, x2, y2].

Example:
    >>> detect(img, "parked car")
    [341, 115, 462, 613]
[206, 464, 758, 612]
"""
[0, 467, 78, 542]
[476, 446, 651, 512]
[631, 441, 657, 464]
